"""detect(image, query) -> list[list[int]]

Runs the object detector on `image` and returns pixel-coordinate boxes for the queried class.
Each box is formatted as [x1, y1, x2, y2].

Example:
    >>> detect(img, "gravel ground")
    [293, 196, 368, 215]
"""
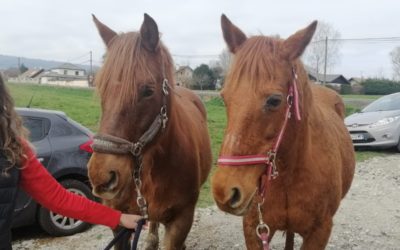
[12, 154, 400, 249]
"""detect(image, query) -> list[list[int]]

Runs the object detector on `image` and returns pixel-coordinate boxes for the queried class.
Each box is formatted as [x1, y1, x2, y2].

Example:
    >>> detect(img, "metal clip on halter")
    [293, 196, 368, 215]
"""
[134, 178, 148, 219]
[160, 106, 168, 129]
[256, 202, 270, 250]
[162, 79, 169, 95]
[267, 151, 279, 179]
[131, 142, 143, 157]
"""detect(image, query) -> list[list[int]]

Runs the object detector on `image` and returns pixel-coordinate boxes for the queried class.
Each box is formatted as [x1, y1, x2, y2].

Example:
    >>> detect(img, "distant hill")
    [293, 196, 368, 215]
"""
[0, 54, 98, 72]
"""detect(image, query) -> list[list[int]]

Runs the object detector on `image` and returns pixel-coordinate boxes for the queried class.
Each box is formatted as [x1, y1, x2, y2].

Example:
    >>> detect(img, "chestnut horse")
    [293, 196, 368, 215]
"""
[212, 15, 355, 250]
[87, 14, 212, 250]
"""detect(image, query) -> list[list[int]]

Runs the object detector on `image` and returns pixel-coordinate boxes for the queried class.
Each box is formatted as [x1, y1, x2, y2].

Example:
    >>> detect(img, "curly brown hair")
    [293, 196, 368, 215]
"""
[0, 75, 27, 173]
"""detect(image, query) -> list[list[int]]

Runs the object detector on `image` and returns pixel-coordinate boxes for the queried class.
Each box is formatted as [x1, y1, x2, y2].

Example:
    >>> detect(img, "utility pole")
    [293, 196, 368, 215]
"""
[89, 51, 93, 87]
[323, 36, 328, 85]
[17, 57, 21, 71]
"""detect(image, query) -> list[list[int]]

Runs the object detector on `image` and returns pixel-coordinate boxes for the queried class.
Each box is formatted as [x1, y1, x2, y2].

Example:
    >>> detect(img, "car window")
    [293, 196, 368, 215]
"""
[21, 116, 50, 142]
[50, 116, 87, 137]
[362, 93, 400, 112]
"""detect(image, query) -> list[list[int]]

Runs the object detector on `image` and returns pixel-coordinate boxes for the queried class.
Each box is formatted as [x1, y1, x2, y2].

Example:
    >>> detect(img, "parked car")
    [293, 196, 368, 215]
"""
[345, 92, 400, 151]
[12, 108, 94, 236]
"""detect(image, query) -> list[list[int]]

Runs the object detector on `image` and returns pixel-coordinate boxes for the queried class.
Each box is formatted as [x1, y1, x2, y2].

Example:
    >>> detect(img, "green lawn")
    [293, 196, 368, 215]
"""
[341, 94, 382, 100]
[8, 83, 101, 131]
[6, 83, 394, 207]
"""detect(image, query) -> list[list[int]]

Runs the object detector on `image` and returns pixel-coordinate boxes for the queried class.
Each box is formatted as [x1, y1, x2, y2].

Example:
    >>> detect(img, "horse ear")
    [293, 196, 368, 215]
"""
[221, 14, 247, 54]
[282, 20, 318, 61]
[140, 13, 159, 52]
[92, 14, 117, 47]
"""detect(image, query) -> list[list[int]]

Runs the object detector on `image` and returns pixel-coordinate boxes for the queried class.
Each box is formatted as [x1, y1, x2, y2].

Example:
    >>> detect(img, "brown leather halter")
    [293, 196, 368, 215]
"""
[92, 78, 170, 218]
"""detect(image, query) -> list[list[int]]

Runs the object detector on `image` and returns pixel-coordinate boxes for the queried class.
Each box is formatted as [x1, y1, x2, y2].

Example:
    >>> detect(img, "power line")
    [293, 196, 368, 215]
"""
[67, 52, 90, 63]
[76, 59, 90, 65]
[172, 54, 219, 58]
[172, 36, 400, 59]
[312, 36, 400, 44]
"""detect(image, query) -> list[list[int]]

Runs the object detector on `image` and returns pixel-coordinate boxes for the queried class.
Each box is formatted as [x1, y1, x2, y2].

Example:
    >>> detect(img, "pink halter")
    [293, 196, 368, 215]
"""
[217, 67, 301, 185]
[217, 67, 301, 250]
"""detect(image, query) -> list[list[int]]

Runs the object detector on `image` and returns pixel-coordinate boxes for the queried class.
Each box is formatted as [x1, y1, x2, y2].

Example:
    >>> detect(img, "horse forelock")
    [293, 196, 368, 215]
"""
[95, 31, 175, 111]
[224, 35, 311, 117]
[226, 36, 285, 91]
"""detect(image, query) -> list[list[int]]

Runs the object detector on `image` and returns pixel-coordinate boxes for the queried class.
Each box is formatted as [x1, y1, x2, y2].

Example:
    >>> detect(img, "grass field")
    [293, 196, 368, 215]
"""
[7, 83, 394, 207]
[342, 94, 382, 100]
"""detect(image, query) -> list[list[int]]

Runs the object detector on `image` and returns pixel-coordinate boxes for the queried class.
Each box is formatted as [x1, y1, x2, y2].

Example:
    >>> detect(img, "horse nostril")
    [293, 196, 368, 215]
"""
[229, 187, 241, 208]
[100, 171, 118, 192]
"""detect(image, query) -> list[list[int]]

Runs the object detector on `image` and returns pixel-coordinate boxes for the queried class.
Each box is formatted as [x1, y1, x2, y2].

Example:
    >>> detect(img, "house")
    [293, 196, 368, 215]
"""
[1, 67, 21, 80]
[8, 68, 44, 84]
[48, 63, 86, 77]
[305, 66, 350, 91]
[40, 63, 89, 87]
[175, 66, 193, 88]
[349, 77, 363, 85]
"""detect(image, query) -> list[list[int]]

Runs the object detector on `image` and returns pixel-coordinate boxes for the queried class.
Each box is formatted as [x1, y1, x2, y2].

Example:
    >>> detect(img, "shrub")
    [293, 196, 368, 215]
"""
[362, 78, 400, 95]
[340, 84, 353, 94]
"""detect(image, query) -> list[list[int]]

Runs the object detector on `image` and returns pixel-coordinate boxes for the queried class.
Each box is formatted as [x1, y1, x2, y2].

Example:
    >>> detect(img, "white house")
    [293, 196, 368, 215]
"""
[49, 63, 86, 77]
[175, 66, 193, 88]
[40, 63, 89, 87]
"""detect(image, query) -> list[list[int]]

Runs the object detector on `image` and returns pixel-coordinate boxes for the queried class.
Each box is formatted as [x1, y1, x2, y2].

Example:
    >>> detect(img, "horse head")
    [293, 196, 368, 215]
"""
[212, 14, 317, 216]
[88, 14, 174, 202]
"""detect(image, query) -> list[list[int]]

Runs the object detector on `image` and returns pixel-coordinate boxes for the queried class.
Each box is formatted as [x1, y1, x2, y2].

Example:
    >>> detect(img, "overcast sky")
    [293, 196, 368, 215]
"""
[1, 0, 399, 78]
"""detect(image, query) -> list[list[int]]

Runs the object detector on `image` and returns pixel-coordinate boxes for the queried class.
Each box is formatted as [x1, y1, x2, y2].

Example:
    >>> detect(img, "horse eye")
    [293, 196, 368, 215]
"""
[265, 94, 283, 110]
[141, 86, 154, 98]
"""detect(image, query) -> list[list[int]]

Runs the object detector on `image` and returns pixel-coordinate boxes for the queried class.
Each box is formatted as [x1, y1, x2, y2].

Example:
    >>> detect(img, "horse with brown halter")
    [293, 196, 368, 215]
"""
[212, 15, 355, 249]
[87, 14, 212, 250]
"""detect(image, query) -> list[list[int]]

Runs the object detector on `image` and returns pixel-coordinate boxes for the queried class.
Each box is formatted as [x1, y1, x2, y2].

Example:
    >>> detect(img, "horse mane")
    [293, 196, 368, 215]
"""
[95, 31, 175, 110]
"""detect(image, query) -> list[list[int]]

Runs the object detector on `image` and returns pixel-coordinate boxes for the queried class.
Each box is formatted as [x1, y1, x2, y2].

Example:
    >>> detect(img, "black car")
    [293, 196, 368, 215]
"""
[12, 108, 95, 236]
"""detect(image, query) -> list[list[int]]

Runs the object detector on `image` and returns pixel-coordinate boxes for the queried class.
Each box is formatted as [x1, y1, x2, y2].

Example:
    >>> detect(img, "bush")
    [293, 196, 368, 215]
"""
[362, 78, 400, 95]
[340, 84, 353, 94]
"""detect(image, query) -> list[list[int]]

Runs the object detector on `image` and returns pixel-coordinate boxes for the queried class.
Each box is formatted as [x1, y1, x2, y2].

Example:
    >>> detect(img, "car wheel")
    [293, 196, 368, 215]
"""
[38, 179, 94, 236]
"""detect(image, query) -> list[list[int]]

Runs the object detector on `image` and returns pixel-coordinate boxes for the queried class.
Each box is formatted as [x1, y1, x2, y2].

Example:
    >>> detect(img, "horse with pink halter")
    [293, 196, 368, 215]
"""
[212, 14, 355, 250]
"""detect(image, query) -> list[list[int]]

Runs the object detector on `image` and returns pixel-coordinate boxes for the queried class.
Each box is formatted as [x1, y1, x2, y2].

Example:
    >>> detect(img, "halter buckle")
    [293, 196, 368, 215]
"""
[160, 106, 168, 129]
[137, 196, 147, 208]
[267, 151, 279, 179]
[287, 94, 293, 106]
[162, 79, 169, 95]
[131, 142, 143, 156]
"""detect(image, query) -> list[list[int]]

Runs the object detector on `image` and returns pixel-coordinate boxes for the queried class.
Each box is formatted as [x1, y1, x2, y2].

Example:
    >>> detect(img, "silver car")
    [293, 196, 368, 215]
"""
[345, 92, 400, 151]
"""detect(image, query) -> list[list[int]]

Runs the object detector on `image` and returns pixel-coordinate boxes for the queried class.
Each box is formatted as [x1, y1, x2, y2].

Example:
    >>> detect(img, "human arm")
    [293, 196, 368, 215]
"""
[19, 143, 140, 229]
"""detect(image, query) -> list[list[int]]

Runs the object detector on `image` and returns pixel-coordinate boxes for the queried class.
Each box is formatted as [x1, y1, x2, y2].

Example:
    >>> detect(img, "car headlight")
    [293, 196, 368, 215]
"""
[369, 116, 400, 128]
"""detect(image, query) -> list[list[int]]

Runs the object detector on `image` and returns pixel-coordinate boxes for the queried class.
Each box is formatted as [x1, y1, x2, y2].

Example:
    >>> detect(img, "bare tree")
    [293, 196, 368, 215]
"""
[390, 47, 400, 80]
[303, 21, 341, 82]
[218, 49, 233, 77]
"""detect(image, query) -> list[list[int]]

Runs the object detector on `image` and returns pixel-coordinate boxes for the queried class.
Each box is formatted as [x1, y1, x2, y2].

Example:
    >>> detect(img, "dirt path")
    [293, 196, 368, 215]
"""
[13, 155, 400, 249]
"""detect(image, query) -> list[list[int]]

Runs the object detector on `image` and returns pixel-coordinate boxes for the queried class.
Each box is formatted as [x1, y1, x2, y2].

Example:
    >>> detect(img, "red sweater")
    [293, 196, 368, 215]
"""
[19, 143, 121, 229]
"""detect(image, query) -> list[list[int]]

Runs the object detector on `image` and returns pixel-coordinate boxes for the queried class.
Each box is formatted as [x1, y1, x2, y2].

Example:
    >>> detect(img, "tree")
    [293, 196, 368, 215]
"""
[390, 47, 400, 80]
[19, 63, 28, 74]
[218, 49, 233, 77]
[303, 21, 341, 83]
[192, 64, 216, 90]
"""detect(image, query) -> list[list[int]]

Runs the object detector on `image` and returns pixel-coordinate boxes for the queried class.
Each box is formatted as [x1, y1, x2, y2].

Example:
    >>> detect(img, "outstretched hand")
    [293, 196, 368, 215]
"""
[119, 214, 143, 229]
